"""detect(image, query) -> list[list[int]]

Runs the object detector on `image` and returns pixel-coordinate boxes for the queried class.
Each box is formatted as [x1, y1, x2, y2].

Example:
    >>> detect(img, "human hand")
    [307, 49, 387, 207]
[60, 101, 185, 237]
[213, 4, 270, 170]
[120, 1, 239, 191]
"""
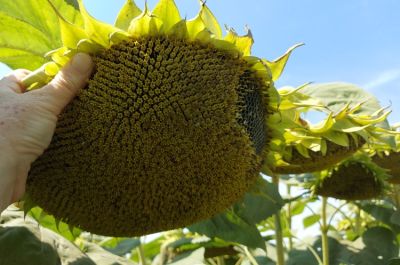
[0, 53, 93, 212]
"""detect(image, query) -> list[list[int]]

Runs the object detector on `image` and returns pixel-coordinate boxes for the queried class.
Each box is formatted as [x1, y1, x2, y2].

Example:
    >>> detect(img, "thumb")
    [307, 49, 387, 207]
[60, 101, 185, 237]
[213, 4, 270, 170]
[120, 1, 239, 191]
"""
[36, 53, 94, 114]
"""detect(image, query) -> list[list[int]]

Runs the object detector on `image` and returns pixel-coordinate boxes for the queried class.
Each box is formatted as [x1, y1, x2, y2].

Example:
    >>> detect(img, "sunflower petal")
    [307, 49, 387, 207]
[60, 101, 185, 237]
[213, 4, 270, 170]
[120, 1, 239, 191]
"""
[309, 112, 335, 134]
[115, 0, 142, 30]
[78, 0, 120, 47]
[128, 7, 159, 36]
[263, 43, 304, 81]
[168, 19, 188, 38]
[199, 2, 222, 39]
[186, 14, 206, 39]
[350, 111, 391, 126]
[224, 28, 253, 56]
[152, 0, 181, 33]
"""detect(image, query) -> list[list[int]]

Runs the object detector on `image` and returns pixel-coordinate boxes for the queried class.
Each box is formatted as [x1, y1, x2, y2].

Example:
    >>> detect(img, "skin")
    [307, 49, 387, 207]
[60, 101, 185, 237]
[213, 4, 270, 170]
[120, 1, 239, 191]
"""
[0, 53, 93, 213]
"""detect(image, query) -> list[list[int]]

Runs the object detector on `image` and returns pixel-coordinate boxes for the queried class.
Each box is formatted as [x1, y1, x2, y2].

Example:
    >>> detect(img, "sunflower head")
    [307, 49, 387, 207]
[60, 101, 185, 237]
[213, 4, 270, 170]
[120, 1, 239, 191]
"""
[20, 0, 294, 236]
[313, 155, 388, 200]
[264, 82, 396, 175]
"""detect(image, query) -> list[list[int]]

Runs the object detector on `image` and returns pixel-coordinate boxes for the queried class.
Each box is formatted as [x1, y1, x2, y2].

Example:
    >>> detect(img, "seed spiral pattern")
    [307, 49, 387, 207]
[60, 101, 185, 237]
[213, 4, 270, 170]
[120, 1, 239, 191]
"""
[27, 36, 268, 236]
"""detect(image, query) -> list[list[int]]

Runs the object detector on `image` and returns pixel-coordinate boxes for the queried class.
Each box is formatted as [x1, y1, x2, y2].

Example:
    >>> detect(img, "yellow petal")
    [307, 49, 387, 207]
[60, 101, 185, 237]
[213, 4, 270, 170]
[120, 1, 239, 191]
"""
[168, 19, 188, 38]
[195, 28, 212, 43]
[263, 43, 304, 81]
[115, 0, 142, 30]
[128, 6, 159, 36]
[78, 0, 121, 47]
[309, 112, 335, 134]
[334, 103, 351, 120]
[199, 1, 222, 39]
[186, 14, 206, 39]
[152, 0, 181, 33]
[350, 111, 391, 126]
[224, 28, 253, 56]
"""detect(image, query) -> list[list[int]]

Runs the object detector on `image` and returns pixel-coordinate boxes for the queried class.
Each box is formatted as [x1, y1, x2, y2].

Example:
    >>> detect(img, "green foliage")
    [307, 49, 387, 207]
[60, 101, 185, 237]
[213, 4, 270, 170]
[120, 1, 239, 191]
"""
[189, 177, 284, 249]
[0, 0, 82, 70]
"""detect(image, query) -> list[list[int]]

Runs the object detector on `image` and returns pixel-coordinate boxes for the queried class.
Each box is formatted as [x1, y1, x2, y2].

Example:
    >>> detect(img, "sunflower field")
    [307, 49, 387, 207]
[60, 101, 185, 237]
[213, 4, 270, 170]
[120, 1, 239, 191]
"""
[1, 1, 400, 265]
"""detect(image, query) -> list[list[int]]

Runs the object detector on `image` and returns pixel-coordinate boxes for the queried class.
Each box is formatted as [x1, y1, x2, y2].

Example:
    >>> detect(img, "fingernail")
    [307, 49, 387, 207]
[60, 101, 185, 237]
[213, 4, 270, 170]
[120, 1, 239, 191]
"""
[70, 53, 93, 74]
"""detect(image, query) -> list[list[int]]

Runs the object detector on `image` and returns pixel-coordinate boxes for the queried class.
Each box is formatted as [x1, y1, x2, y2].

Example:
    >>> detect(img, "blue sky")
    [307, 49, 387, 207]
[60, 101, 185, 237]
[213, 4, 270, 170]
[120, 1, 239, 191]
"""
[2, 0, 400, 122]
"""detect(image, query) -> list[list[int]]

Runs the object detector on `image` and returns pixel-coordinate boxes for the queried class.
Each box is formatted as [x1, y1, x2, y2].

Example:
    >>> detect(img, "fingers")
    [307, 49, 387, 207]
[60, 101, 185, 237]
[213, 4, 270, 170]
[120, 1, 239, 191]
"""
[10, 175, 26, 203]
[0, 69, 31, 94]
[34, 53, 94, 114]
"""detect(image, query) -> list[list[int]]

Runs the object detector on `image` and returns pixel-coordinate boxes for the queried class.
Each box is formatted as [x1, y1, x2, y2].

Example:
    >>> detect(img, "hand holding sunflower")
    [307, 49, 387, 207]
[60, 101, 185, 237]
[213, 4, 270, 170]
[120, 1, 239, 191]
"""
[0, 53, 93, 212]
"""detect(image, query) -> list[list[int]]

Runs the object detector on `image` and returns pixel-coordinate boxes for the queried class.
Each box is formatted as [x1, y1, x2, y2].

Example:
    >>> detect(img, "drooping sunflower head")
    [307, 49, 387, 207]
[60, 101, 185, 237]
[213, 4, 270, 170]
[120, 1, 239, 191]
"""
[263, 82, 396, 175]
[313, 155, 388, 200]
[21, 0, 292, 236]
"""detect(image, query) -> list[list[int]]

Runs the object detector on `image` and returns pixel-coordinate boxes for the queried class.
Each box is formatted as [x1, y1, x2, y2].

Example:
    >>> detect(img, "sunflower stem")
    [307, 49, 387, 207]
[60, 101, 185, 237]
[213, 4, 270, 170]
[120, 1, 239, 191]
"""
[286, 184, 293, 251]
[272, 174, 285, 265]
[137, 239, 147, 265]
[321, 197, 329, 265]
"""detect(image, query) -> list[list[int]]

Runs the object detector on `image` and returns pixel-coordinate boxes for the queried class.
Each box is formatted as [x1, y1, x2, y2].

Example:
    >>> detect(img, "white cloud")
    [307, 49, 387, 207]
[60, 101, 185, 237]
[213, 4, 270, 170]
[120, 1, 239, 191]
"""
[363, 69, 400, 91]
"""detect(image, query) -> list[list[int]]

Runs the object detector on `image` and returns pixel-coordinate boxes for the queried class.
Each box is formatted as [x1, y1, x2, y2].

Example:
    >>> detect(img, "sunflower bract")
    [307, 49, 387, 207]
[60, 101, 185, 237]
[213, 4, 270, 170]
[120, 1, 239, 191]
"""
[275, 137, 364, 174]
[26, 6, 273, 236]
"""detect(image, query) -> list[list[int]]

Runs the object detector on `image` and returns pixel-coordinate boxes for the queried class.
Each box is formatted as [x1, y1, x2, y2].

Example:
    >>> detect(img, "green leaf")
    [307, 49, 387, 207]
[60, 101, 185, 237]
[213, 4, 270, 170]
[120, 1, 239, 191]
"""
[130, 235, 164, 262]
[291, 201, 307, 216]
[233, 177, 284, 224]
[102, 238, 141, 257]
[388, 258, 400, 265]
[359, 202, 400, 233]
[188, 210, 265, 249]
[188, 177, 283, 249]
[0, 0, 82, 70]
[0, 208, 95, 265]
[167, 247, 205, 265]
[303, 214, 321, 228]
[29, 207, 81, 241]
[390, 210, 400, 226]
[115, 0, 142, 30]
[84, 243, 136, 265]
[300, 82, 382, 115]
[288, 227, 399, 265]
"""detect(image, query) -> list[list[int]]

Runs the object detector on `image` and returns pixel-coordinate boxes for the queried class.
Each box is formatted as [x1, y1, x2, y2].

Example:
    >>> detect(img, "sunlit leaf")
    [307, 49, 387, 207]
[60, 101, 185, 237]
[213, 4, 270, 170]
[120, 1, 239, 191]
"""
[167, 247, 205, 265]
[188, 210, 265, 249]
[0, 0, 82, 70]
[303, 214, 321, 228]
[101, 238, 140, 257]
[233, 177, 284, 224]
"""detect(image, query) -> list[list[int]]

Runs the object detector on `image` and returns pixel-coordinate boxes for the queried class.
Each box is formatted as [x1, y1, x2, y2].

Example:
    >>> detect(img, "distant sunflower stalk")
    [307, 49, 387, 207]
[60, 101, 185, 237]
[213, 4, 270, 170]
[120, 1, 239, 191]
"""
[19, 0, 298, 236]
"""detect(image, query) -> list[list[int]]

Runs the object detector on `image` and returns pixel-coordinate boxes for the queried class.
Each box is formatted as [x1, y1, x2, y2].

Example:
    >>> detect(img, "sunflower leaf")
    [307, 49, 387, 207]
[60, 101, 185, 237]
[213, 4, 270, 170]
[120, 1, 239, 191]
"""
[0, 0, 82, 70]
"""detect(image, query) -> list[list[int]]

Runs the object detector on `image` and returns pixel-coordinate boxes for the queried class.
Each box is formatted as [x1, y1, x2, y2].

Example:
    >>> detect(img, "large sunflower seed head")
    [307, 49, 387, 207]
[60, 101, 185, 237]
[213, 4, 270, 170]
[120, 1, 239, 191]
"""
[26, 0, 276, 235]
